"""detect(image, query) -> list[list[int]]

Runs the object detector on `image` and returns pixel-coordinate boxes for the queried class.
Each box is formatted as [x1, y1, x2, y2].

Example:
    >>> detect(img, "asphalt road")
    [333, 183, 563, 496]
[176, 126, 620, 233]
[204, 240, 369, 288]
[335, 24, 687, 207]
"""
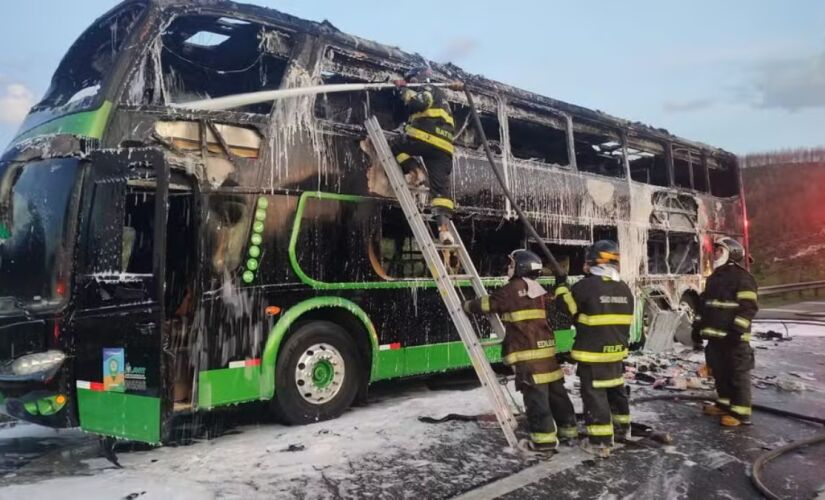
[0, 303, 823, 499]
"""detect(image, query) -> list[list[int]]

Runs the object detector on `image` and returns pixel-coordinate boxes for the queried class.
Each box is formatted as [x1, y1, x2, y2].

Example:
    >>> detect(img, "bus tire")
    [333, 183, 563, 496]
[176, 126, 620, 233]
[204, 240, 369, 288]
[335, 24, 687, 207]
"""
[270, 321, 361, 425]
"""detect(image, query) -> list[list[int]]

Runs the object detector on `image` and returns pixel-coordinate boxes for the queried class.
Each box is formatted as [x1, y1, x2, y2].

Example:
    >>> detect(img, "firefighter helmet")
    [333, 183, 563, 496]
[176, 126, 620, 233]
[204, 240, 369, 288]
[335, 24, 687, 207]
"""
[404, 65, 433, 83]
[713, 236, 745, 268]
[508, 249, 544, 279]
[585, 240, 620, 266]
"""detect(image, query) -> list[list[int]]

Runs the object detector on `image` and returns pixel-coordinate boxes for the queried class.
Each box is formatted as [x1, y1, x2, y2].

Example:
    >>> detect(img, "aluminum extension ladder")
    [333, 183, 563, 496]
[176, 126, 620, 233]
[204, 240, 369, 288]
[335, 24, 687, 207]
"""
[364, 116, 519, 449]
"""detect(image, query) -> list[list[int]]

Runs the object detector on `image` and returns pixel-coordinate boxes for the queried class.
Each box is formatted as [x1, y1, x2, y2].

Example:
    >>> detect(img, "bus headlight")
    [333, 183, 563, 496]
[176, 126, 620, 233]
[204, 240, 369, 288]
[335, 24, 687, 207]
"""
[11, 351, 66, 376]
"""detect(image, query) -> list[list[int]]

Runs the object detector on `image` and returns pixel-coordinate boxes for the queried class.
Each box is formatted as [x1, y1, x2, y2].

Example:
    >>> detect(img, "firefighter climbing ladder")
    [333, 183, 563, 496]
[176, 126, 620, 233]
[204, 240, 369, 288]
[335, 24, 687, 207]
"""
[365, 116, 519, 449]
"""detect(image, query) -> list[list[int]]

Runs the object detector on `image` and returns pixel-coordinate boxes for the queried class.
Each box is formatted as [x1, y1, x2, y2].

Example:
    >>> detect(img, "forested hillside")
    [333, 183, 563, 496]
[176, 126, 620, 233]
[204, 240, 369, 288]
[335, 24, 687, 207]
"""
[741, 148, 825, 286]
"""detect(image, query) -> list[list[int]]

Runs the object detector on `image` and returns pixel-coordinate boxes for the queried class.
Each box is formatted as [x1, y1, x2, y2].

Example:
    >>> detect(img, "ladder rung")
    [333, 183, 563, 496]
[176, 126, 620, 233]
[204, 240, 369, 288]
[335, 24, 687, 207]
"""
[434, 243, 462, 250]
[447, 274, 473, 280]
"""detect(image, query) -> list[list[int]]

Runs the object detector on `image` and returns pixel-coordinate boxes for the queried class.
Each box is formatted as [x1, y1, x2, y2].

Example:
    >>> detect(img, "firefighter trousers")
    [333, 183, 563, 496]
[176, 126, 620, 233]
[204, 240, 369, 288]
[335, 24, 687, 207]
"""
[705, 339, 754, 419]
[520, 379, 577, 446]
[392, 138, 454, 217]
[577, 362, 630, 445]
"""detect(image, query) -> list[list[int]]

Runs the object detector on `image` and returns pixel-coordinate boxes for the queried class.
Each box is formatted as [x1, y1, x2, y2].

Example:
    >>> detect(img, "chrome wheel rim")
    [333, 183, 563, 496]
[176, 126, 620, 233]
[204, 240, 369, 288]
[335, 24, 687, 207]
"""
[294, 343, 346, 405]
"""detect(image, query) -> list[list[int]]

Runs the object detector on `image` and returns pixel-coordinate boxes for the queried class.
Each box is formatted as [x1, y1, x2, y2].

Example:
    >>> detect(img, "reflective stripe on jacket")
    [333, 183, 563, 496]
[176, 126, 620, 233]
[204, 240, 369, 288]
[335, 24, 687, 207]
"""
[465, 278, 561, 384]
[554, 275, 634, 364]
[399, 85, 455, 155]
[692, 263, 759, 342]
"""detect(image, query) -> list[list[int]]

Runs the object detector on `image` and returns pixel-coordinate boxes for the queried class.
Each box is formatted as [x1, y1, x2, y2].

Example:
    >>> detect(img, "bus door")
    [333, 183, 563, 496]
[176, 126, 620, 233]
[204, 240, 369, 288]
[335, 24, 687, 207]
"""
[73, 149, 172, 444]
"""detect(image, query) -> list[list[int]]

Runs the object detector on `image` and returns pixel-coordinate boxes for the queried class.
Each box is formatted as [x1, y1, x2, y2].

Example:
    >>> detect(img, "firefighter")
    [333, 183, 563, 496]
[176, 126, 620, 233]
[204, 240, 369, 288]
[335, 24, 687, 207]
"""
[554, 240, 634, 458]
[463, 250, 577, 452]
[393, 65, 460, 244]
[691, 237, 758, 427]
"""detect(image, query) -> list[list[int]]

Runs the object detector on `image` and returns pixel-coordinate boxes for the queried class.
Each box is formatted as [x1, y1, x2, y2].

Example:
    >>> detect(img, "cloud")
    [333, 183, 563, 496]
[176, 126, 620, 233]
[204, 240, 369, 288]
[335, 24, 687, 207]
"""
[751, 50, 825, 111]
[437, 38, 479, 63]
[662, 98, 716, 114]
[0, 83, 34, 124]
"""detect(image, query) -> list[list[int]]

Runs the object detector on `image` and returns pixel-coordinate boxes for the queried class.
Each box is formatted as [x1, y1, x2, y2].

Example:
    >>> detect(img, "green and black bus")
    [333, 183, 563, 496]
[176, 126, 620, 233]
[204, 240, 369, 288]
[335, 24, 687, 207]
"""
[0, 0, 747, 444]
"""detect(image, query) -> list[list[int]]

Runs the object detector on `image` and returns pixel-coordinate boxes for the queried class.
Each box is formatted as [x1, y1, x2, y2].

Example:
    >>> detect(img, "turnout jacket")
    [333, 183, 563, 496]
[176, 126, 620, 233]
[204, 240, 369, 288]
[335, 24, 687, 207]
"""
[464, 278, 563, 385]
[692, 263, 759, 343]
[554, 275, 635, 365]
[398, 85, 455, 155]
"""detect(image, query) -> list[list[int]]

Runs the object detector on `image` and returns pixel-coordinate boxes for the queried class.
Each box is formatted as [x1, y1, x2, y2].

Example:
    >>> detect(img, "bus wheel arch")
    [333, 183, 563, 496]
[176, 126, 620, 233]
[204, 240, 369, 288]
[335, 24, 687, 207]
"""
[261, 297, 378, 423]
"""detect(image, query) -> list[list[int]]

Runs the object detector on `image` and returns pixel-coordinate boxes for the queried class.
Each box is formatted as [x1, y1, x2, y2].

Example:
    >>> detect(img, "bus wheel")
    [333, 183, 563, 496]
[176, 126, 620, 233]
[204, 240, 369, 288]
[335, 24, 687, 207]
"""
[271, 321, 361, 425]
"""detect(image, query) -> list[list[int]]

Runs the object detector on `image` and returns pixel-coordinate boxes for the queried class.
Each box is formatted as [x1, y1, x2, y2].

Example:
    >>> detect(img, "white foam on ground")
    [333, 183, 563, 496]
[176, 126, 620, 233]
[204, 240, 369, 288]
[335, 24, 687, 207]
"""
[0, 384, 499, 499]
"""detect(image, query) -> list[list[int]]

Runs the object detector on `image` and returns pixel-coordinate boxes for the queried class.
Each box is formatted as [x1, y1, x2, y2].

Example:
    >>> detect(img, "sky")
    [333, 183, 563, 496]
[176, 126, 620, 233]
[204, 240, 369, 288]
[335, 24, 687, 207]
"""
[0, 0, 824, 154]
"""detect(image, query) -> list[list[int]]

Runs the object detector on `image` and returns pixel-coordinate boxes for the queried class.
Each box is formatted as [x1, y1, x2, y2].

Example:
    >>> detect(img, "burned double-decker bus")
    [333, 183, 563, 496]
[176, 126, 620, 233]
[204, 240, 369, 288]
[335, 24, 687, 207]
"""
[0, 0, 747, 444]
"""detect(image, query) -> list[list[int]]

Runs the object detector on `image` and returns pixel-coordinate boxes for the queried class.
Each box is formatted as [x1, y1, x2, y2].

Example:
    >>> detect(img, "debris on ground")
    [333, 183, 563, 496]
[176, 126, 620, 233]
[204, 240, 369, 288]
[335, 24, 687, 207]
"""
[789, 371, 817, 381]
[756, 330, 790, 341]
[280, 443, 305, 452]
[624, 347, 713, 392]
[776, 377, 807, 392]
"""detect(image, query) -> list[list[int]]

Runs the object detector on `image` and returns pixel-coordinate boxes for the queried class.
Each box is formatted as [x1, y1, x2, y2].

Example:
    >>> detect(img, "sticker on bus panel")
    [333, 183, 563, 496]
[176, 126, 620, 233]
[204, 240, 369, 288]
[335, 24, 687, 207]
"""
[103, 348, 126, 392]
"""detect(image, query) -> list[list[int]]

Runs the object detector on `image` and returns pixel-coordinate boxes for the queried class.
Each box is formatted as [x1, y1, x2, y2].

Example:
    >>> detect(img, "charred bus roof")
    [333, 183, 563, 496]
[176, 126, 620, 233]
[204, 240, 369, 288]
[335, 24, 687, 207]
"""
[124, 0, 736, 160]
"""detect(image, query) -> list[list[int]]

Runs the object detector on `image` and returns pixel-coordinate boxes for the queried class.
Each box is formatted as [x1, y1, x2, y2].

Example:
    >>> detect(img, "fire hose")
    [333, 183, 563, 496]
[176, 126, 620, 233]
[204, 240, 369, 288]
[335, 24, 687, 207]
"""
[631, 393, 825, 500]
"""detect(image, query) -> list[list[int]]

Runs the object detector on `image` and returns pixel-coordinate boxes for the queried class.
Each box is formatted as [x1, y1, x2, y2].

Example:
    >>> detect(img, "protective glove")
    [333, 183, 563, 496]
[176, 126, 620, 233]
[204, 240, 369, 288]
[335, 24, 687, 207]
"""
[462, 299, 473, 313]
[393, 79, 407, 88]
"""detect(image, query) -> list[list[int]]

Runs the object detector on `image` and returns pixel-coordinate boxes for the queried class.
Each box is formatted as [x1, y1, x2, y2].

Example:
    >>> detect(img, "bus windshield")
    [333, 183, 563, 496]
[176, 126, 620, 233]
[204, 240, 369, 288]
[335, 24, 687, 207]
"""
[19, 6, 141, 130]
[0, 159, 81, 314]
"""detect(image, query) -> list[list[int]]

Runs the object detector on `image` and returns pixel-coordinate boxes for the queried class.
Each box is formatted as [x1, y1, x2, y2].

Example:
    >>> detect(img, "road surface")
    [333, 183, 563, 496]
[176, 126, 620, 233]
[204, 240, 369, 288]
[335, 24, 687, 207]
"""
[0, 311, 823, 499]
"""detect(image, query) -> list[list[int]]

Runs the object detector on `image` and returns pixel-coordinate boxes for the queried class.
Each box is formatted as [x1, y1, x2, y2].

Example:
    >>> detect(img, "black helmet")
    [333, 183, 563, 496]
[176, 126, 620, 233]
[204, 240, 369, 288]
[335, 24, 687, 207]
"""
[585, 240, 620, 266]
[508, 249, 543, 279]
[404, 65, 432, 83]
[713, 236, 745, 268]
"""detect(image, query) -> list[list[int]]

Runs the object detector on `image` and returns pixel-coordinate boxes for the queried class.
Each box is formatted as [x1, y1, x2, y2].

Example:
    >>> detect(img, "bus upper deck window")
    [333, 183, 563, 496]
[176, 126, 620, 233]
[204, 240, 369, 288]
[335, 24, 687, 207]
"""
[673, 146, 707, 192]
[507, 104, 570, 167]
[708, 156, 739, 197]
[452, 101, 502, 154]
[573, 121, 625, 178]
[33, 6, 141, 113]
[157, 16, 292, 113]
[628, 139, 667, 186]
[314, 50, 400, 129]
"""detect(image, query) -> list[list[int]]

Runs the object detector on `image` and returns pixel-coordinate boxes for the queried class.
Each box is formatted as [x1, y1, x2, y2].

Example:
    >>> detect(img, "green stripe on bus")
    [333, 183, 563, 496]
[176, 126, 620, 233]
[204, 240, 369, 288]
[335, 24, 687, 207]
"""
[198, 366, 263, 409]
[77, 388, 160, 444]
[13, 101, 113, 143]
[372, 339, 503, 380]
[372, 328, 575, 381]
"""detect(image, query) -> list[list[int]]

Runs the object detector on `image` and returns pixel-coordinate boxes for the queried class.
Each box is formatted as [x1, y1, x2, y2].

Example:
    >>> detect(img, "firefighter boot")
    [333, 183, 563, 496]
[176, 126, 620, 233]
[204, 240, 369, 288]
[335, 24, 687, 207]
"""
[518, 439, 557, 456]
[721, 414, 752, 427]
[580, 440, 611, 458]
[703, 404, 727, 417]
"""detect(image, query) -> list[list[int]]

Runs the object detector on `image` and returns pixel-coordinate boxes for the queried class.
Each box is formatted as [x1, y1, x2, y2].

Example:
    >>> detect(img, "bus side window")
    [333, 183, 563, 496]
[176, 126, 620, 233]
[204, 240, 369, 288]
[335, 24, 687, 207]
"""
[373, 205, 428, 279]
[573, 121, 625, 178]
[205, 193, 248, 275]
[461, 218, 523, 277]
[628, 139, 668, 187]
[452, 101, 503, 155]
[507, 104, 570, 167]
[122, 190, 155, 274]
[146, 16, 292, 113]
[315, 49, 402, 130]
[708, 156, 739, 197]
[673, 146, 707, 192]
